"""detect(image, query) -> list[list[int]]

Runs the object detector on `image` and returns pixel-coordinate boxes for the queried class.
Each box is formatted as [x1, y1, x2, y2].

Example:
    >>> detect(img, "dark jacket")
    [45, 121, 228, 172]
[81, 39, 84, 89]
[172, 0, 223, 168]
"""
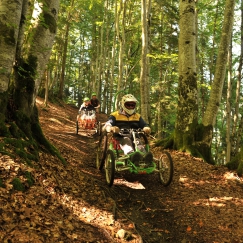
[90, 98, 99, 107]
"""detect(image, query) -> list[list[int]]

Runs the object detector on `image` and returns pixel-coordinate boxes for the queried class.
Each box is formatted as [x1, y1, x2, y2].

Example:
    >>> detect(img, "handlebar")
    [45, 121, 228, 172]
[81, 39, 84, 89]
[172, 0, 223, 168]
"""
[118, 128, 144, 135]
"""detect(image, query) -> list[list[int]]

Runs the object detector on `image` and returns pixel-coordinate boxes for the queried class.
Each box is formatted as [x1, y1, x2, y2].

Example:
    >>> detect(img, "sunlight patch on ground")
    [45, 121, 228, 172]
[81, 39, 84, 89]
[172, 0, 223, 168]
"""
[114, 178, 145, 189]
[193, 197, 243, 207]
[223, 171, 242, 181]
[57, 193, 114, 227]
[48, 118, 63, 124]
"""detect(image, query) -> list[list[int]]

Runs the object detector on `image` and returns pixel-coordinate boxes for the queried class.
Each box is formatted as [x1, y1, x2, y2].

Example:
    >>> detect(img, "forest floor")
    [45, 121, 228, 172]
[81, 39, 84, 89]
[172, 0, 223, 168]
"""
[1, 97, 243, 243]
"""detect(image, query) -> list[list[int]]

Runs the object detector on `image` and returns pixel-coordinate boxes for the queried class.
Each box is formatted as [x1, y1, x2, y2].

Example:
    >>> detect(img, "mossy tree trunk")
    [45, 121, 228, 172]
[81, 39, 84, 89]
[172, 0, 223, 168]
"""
[173, 0, 235, 165]
[0, 0, 64, 163]
[174, 0, 198, 155]
[199, 0, 235, 163]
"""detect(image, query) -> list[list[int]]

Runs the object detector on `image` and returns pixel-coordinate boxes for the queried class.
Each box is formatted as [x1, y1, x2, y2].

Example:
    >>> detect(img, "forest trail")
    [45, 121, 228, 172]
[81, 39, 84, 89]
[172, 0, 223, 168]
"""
[1, 97, 243, 243]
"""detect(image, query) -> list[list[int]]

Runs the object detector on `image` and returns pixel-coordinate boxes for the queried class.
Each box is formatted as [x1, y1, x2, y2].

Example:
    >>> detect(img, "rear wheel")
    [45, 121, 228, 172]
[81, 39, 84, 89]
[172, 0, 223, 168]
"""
[105, 150, 115, 187]
[96, 133, 108, 170]
[158, 151, 173, 186]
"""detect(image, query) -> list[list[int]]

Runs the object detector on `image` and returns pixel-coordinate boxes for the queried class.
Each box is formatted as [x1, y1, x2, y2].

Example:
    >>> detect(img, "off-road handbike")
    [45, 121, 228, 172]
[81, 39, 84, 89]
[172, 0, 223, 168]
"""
[76, 110, 101, 136]
[96, 128, 173, 187]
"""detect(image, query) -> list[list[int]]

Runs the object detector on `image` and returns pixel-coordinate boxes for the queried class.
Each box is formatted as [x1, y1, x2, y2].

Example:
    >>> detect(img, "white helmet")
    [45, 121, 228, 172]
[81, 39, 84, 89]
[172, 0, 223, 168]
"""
[121, 94, 138, 115]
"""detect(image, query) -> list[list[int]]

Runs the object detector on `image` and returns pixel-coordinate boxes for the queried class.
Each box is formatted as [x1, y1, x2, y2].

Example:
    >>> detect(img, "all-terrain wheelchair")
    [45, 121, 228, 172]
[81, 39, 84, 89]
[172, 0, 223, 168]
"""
[76, 110, 101, 136]
[96, 128, 173, 187]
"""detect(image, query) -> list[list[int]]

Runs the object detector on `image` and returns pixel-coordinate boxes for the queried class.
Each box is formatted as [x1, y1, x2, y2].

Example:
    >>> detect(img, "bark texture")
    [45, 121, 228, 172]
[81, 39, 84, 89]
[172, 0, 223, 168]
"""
[174, 0, 198, 153]
[0, 0, 22, 93]
[202, 0, 235, 127]
[199, 0, 235, 163]
[27, 0, 59, 108]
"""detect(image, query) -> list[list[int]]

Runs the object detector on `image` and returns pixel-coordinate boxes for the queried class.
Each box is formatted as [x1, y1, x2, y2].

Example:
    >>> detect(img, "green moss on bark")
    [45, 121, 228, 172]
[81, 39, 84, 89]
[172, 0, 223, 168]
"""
[42, 13, 57, 33]
[226, 153, 243, 176]
[0, 21, 16, 46]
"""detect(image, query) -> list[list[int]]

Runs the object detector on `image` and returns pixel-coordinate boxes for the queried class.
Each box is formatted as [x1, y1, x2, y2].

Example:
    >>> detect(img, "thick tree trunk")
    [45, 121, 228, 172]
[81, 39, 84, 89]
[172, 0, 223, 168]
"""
[198, 0, 235, 163]
[0, 0, 23, 112]
[0, 0, 64, 164]
[27, 0, 60, 108]
[174, 0, 198, 154]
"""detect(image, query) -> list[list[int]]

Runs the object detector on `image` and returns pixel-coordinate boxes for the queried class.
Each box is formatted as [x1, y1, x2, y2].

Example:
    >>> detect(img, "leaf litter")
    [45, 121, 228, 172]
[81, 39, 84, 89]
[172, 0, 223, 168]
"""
[1, 97, 243, 243]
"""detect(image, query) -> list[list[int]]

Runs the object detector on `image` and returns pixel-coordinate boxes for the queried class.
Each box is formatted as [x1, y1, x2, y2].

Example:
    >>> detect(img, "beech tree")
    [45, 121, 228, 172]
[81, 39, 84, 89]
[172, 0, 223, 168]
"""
[174, 0, 235, 164]
[199, 0, 235, 163]
[174, 0, 198, 153]
[0, 0, 62, 162]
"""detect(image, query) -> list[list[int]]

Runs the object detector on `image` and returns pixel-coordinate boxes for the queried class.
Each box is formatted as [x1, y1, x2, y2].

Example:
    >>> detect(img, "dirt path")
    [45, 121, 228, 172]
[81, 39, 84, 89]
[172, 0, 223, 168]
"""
[35, 97, 243, 243]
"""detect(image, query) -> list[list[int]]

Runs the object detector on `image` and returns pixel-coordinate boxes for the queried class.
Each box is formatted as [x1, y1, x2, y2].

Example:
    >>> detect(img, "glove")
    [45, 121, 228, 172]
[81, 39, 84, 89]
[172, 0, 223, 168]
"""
[143, 127, 151, 135]
[110, 126, 120, 133]
[104, 125, 120, 133]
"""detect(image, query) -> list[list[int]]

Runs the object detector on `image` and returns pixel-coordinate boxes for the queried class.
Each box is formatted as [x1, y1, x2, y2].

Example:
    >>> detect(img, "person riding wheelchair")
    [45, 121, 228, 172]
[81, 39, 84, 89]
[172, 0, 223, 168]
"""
[76, 97, 101, 134]
[103, 94, 153, 166]
[97, 94, 174, 187]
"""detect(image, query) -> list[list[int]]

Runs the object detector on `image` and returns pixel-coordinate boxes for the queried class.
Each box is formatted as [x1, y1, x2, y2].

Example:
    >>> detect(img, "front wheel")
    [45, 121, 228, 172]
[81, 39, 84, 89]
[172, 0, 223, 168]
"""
[96, 133, 108, 170]
[105, 150, 115, 187]
[158, 151, 173, 186]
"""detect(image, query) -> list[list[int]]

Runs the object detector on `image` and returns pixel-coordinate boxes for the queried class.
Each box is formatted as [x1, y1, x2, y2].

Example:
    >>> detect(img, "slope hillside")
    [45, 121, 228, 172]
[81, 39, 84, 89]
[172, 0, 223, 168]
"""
[1, 96, 243, 243]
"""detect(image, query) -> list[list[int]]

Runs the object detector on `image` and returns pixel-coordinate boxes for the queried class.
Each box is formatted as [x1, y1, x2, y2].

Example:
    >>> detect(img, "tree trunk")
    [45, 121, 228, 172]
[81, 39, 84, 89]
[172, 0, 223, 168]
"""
[226, 44, 232, 163]
[226, 0, 243, 174]
[0, 0, 64, 163]
[199, 0, 235, 163]
[140, 0, 149, 122]
[116, 0, 126, 109]
[0, 0, 23, 108]
[109, 5, 117, 113]
[232, 0, 243, 156]
[174, 0, 198, 154]
[44, 70, 49, 107]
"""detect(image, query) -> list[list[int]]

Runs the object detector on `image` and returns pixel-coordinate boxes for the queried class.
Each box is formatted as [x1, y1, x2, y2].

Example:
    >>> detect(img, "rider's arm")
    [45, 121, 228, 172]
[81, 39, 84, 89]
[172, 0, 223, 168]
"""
[139, 116, 149, 128]
[96, 99, 100, 108]
[139, 117, 151, 134]
[102, 116, 118, 133]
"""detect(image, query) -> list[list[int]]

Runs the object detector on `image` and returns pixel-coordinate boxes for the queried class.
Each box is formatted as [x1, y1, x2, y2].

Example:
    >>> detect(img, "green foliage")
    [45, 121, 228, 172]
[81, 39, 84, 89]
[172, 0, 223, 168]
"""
[25, 171, 34, 187]
[11, 178, 25, 191]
